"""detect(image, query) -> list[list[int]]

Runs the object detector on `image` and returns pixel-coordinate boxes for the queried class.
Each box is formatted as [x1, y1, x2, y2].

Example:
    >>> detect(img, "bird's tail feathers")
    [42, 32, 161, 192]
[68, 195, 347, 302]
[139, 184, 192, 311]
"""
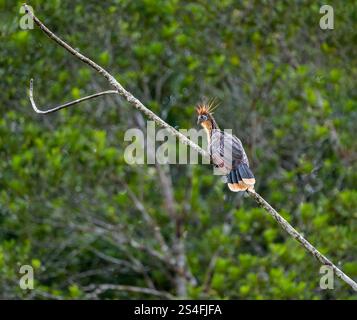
[227, 164, 255, 192]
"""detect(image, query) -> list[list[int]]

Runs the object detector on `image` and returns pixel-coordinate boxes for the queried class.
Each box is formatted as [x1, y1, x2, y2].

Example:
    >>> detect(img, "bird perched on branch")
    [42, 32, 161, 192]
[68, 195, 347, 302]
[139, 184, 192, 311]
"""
[196, 101, 255, 192]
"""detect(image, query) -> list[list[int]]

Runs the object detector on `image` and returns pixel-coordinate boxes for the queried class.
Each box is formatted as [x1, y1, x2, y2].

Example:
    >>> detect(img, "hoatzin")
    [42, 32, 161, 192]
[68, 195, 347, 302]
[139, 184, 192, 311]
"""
[196, 102, 255, 192]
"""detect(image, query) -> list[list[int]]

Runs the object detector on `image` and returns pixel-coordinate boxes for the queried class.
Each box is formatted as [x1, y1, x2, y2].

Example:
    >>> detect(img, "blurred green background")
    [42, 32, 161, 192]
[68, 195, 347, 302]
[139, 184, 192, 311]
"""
[0, 0, 356, 299]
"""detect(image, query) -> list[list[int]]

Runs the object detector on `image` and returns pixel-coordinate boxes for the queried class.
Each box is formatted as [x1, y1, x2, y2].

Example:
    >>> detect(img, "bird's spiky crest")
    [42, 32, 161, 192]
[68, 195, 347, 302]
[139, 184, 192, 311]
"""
[196, 98, 220, 116]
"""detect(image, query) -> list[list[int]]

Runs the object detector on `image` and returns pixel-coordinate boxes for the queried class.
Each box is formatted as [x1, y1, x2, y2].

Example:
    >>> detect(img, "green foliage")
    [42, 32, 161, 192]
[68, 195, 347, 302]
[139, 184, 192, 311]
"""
[0, 0, 356, 299]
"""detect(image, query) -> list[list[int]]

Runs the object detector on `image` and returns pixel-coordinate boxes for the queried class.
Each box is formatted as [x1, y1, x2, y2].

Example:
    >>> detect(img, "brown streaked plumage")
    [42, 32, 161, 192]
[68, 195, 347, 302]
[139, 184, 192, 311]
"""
[196, 101, 255, 192]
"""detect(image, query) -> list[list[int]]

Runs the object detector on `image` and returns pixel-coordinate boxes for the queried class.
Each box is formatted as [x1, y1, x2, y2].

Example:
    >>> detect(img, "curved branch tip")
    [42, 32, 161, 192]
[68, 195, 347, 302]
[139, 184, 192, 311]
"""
[28, 78, 118, 114]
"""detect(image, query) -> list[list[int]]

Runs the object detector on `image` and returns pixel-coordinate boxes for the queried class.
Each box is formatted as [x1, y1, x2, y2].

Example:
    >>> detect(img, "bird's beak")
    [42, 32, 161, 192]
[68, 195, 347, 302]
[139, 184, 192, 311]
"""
[197, 116, 202, 125]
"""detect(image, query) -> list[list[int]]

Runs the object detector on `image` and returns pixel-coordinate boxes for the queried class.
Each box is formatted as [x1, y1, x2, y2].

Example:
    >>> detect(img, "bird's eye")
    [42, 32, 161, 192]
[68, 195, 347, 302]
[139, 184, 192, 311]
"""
[201, 115, 207, 121]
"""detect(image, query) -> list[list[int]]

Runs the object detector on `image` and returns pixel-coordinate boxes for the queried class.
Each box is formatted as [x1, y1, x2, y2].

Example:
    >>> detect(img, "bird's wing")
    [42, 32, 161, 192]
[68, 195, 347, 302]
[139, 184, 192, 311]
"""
[210, 131, 248, 170]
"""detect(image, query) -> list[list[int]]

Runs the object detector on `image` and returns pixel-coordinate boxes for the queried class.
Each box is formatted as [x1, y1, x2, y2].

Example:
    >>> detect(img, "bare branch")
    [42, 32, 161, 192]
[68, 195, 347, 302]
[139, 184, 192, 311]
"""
[25, 4, 357, 292]
[124, 182, 173, 262]
[124, 252, 157, 290]
[247, 189, 357, 291]
[70, 221, 172, 268]
[90, 248, 135, 269]
[23, 4, 208, 159]
[33, 289, 64, 300]
[84, 284, 175, 300]
[29, 78, 118, 114]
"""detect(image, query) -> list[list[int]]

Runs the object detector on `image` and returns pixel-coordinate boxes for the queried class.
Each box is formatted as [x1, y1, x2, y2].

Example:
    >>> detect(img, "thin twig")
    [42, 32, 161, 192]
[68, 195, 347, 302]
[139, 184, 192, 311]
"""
[29, 78, 118, 114]
[24, 4, 357, 292]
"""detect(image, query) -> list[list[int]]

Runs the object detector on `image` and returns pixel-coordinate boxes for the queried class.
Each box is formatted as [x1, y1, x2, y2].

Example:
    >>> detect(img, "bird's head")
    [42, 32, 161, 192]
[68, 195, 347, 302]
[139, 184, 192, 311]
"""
[196, 99, 219, 129]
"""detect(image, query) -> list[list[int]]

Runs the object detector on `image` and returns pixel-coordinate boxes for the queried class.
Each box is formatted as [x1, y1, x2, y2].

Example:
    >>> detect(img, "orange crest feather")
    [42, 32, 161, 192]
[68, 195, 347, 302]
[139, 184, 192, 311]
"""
[195, 98, 220, 115]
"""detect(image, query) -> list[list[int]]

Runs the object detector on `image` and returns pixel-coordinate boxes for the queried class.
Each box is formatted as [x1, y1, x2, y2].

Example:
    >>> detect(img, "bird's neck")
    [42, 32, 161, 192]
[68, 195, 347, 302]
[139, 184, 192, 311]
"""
[201, 116, 219, 141]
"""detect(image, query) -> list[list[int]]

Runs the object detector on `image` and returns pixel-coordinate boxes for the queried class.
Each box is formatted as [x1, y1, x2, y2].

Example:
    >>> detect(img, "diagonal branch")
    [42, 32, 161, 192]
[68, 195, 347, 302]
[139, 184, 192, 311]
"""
[29, 78, 118, 114]
[247, 190, 357, 291]
[23, 4, 208, 159]
[24, 4, 357, 292]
